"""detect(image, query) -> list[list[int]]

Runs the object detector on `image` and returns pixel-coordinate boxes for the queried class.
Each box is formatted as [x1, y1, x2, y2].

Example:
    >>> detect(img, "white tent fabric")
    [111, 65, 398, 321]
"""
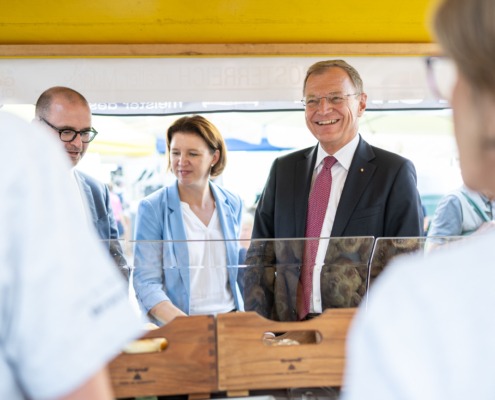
[0, 56, 445, 110]
[0, 57, 459, 211]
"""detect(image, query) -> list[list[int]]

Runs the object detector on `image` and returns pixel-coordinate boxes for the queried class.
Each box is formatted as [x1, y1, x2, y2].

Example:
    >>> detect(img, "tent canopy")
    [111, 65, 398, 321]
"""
[155, 136, 294, 153]
[0, 57, 446, 111]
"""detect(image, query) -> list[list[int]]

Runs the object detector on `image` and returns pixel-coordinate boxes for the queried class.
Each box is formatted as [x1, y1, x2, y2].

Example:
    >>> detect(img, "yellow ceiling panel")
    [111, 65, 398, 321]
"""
[0, 0, 435, 44]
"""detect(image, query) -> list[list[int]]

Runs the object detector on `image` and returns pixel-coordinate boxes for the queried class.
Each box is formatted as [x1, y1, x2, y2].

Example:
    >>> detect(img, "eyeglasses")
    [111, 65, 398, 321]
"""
[425, 56, 457, 102]
[301, 93, 361, 108]
[40, 117, 98, 143]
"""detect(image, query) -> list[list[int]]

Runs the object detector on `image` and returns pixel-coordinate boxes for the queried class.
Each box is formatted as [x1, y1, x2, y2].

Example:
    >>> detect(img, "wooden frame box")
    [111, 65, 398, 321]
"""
[216, 309, 355, 392]
[109, 315, 217, 398]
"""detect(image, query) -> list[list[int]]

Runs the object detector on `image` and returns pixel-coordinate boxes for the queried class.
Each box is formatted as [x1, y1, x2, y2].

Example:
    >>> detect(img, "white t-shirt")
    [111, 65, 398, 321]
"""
[342, 226, 495, 400]
[0, 112, 142, 400]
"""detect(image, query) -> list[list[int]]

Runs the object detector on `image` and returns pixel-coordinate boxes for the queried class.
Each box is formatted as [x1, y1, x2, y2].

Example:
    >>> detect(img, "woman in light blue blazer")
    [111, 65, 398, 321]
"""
[133, 115, 243, 325]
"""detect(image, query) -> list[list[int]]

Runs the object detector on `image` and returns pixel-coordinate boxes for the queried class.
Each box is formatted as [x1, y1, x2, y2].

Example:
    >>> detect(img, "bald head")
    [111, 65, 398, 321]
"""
[35, 86, 90, 120]
[35, 86, 93, 166]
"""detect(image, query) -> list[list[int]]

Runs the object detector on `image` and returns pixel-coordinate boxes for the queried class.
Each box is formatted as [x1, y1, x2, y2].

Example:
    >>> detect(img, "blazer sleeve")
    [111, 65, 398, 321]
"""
[252, 158, 278, 239]
[384, 159, 424, 237]
[245, 160, 278, 318]
[133, 198, 170, 313]
[102, 184, 129, 280]
[103, 184, 120, 241]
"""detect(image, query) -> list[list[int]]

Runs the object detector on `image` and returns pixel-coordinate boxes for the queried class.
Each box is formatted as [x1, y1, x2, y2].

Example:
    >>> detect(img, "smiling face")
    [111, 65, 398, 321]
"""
[45, 96, 92, 166]
[304, 67, 367, 154]
[169, 131, 220, 189]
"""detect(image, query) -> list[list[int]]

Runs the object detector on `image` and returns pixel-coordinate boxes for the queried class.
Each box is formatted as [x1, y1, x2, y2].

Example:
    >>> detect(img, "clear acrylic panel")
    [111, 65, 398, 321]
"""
[102, 236, 469, 323]
[99, 239, 131, 280]
[368, 236, 464, 291]
[129, 237, 375, 322]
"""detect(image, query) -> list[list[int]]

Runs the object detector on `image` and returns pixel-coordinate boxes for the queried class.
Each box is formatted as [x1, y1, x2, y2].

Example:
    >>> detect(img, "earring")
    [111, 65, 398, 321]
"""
[211, 164, 214, 167]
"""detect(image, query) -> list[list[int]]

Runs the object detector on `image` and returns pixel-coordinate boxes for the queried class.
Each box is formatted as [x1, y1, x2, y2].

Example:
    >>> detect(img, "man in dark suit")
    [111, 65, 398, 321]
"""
[35, 86, 128, 279]
[246, 60, 424, 321]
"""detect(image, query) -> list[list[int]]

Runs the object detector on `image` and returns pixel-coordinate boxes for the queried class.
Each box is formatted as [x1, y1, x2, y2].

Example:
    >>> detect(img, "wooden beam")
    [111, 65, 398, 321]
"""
[0, 43, 440, 58]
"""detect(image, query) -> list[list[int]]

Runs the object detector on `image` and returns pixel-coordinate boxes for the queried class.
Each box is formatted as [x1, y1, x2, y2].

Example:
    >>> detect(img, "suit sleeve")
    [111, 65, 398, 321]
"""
[384, 159, 424, 237]
[244, 160, 278, 318]
[103, 184, 129, 280]
[252, 158, 278, 239]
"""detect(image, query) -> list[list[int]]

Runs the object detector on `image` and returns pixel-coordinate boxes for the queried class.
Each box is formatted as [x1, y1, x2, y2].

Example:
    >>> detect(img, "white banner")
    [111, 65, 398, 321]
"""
[0, 56, 443, 111]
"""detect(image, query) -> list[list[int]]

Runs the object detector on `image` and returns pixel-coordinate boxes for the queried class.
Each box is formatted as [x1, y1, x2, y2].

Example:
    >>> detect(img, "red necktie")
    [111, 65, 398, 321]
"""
[299, 156, 337, 319]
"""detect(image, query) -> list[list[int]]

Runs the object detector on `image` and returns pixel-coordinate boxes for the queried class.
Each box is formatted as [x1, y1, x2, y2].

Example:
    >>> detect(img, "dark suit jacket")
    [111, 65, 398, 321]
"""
[75, 170, 129, 280]
[245, 135, 424, 320]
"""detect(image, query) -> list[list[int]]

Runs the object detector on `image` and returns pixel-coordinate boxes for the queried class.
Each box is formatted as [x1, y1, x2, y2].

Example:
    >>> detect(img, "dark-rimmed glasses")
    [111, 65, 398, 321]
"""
[301, 93, 361, 109]
[425, 56, 457, 102]
[40, 117, 98, 143]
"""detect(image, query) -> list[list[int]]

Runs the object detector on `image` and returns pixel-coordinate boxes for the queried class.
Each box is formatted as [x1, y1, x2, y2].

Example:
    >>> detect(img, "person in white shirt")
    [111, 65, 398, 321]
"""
[0, 111, 141, 400]
[133, 115, 243, 325]
[342, 0, 495, 398]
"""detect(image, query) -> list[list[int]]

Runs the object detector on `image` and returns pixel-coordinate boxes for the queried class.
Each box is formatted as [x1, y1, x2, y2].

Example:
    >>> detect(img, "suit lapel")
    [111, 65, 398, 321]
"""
[210, 182, 240, 301]
[332, 138, 376, 237]
[210, 183, 232, 238]
[210, 183, 236, 265]
[74, 170, 97, 223]
[167, 183, 190, 296]
[295, 147, 317, 237]
[167, 183, 187, 240]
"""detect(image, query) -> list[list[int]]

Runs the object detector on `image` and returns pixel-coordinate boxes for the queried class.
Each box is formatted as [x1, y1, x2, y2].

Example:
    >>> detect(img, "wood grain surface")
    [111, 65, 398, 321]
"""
[217, 309, 356, 391]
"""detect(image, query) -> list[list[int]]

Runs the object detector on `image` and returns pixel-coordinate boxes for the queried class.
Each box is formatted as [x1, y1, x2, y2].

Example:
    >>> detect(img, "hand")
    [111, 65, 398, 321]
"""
[149, 301, 187, 325]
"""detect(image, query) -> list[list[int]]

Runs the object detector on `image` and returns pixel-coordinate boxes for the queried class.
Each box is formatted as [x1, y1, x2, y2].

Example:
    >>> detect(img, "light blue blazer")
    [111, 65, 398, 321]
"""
[133, 180, 243, 318]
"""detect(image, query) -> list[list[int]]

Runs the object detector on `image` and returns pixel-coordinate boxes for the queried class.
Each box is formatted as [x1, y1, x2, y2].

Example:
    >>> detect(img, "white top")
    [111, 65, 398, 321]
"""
[181, 202, 235, 315]
[342, 225, 495, 400]
[310, 133, 360, 313]
[0, 112, 142, 400]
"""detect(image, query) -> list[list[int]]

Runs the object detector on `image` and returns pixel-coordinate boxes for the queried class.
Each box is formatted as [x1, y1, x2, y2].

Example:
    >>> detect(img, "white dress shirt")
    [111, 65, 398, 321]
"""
[310, 133, 360, 313]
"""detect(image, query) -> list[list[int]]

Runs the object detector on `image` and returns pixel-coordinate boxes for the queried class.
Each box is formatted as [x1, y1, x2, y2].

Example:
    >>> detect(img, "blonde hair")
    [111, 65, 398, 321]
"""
[433, 0, 495, 93]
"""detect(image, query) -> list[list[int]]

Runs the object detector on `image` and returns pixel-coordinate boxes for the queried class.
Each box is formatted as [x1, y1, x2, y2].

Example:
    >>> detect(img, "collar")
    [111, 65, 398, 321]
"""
[314, 133, 360, 171]
[463, 185, 494, 205]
